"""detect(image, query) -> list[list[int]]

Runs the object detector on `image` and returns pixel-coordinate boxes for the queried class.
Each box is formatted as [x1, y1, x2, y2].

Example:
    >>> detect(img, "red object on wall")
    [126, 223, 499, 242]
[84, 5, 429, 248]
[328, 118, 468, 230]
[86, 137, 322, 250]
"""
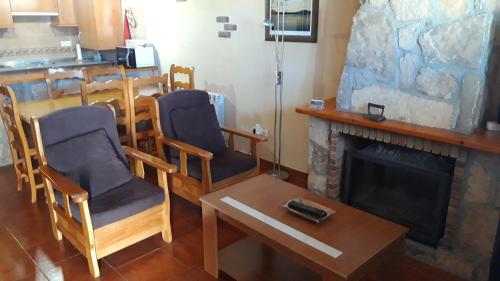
[123, 13, 131, 43]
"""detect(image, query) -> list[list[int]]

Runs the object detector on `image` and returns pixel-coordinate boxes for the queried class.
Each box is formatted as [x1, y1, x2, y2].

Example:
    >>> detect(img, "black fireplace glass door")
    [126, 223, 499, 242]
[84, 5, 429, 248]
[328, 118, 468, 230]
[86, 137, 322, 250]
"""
[343, 145, 454, 247]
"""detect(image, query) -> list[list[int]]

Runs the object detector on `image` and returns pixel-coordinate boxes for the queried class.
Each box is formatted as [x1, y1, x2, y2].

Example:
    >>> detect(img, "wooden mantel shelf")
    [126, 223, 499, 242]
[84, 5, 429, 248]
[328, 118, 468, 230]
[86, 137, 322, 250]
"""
[296, 98, 500, 155]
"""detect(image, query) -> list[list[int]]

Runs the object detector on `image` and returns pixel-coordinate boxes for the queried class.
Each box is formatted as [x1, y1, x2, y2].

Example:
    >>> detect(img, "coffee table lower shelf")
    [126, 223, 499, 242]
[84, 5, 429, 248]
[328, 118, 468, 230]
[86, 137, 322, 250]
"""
[219, 237, 321, 281]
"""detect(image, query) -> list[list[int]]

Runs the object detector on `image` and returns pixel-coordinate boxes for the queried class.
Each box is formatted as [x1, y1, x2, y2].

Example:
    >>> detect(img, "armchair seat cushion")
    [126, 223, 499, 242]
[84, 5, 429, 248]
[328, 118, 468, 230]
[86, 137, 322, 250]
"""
[56, 177, 165, 229]
[172, 151, 257, 183]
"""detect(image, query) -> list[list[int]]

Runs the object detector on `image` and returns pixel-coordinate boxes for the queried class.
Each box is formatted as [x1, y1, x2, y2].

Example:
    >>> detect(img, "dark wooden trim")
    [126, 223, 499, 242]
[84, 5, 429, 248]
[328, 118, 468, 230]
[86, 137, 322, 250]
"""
[264, 0, 319, 43]
[490, 216, 500, 281]
[296, 98, 500, 155]
[259, 158, 308, 189]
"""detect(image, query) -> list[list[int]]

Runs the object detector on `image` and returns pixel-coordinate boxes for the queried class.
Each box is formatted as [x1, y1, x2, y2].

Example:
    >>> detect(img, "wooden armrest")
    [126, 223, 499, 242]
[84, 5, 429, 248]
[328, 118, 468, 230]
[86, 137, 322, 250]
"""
[39, 165, 88, 203]
[221, 126, 267, 142]
[159, 136, 213, 160]
[123, 146, 178, 173]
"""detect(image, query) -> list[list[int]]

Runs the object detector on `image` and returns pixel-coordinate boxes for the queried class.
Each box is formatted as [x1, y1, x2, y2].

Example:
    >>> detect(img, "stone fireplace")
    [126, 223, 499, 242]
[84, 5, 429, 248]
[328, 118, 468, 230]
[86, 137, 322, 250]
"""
[337, 0, 496, 134]
[307, 117, 500, 280]
[305, 1, 500, 280]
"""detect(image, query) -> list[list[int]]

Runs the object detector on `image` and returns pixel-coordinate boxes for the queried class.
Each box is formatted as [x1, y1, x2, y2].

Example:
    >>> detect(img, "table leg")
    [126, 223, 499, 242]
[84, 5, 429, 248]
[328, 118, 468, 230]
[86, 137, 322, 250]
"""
[369, 238, 405, 281]
[202, 202, 218, 278]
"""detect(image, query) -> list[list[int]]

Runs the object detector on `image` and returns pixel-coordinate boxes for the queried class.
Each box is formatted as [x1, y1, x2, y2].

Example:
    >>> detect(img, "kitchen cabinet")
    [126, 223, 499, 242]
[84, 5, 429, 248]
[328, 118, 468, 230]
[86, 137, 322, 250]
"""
[51, 0, 77, 27]
[0, 0, 14, 28]
[74, 0, 123, 50]
[10, 0, 58, 14]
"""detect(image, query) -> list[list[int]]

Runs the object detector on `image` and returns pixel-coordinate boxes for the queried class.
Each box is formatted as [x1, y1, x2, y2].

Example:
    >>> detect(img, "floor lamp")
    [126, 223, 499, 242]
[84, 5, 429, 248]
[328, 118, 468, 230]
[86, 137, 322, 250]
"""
[264, 0, 289, 181]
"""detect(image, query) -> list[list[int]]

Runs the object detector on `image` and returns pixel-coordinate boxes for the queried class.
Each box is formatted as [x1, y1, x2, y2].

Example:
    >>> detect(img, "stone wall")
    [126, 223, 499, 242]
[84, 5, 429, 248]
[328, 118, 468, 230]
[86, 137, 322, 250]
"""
[308, 117, 500, 280]
[337, 0, 496, 133]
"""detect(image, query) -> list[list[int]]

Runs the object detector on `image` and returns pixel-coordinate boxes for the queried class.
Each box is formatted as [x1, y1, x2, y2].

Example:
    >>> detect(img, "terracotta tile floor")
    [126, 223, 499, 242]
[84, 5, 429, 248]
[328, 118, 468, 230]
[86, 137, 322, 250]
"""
[0, 165, 465, 281]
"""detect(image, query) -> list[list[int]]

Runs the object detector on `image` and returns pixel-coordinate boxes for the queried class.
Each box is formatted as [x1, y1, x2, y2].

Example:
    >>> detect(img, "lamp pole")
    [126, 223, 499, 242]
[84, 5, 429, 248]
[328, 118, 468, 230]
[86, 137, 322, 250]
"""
[264, 0, 289, 181]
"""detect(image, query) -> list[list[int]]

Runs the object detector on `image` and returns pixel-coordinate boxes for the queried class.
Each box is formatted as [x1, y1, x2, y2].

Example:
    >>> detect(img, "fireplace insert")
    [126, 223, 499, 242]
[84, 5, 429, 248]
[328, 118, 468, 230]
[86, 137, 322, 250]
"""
[343, 143, 455, 247]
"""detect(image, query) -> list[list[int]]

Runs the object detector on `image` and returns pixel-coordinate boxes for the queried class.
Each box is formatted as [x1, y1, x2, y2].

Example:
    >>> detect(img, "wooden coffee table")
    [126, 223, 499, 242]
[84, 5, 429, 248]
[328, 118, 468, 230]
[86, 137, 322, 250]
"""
[200, 174, 408, 281]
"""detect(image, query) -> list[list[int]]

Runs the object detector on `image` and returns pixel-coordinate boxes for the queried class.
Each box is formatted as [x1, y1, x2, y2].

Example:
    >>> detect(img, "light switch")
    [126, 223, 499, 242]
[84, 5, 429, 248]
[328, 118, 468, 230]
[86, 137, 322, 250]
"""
[60, 41, 72, 47]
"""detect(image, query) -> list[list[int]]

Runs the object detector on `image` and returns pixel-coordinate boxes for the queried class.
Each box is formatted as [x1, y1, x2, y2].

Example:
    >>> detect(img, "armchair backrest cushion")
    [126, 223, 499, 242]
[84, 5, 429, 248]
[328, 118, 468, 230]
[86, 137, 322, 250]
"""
[39, 106, 132, 198]
[158, 90, 226, 155]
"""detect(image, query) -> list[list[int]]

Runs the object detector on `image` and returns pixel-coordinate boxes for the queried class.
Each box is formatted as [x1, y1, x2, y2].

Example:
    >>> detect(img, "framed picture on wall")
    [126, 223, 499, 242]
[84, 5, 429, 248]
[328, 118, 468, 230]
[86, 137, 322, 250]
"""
[264, 0, 319, 43]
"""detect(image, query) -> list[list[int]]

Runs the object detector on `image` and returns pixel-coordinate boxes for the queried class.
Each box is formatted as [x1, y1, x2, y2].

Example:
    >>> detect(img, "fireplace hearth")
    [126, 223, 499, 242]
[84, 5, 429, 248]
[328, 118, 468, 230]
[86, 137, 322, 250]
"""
[343, 143, 455, 247]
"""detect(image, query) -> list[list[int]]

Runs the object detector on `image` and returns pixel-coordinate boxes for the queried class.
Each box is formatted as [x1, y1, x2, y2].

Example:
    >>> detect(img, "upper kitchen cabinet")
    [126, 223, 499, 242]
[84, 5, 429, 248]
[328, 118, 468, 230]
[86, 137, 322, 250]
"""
[51, 0, 78, 27]
[10, 0, 58, 14]
[75, 0, 123, 50]
[0, 0, 14, 28]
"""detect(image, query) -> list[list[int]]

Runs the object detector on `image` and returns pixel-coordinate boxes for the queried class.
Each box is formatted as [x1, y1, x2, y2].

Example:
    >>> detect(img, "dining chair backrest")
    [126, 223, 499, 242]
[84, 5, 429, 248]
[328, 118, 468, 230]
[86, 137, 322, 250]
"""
[0, 84, 44, 203]
[45, 70, 84, 99]
[81, 80, 132, 146]
[0, 84, 30, 154]
[169, 64, 194, 91]
[0, 72, 48, 85]
[83, 65, 126, 83]
[130, 95, 160, 152]
[129, 74, 168, 98]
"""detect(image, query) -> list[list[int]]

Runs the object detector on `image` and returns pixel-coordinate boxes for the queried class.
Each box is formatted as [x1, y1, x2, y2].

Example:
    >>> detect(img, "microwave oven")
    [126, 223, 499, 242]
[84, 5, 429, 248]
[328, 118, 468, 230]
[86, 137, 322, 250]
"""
[116, 46, 155, 68]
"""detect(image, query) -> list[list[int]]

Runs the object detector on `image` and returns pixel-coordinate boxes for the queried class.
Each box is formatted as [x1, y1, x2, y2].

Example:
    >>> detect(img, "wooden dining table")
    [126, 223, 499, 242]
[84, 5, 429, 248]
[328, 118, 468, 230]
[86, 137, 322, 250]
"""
[17, 92, 123, 122]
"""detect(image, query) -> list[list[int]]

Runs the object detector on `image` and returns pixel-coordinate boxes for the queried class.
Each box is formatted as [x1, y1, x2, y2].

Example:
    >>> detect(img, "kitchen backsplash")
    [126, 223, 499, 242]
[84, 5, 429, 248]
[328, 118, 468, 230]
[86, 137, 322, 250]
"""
[0, 16, 79, 60]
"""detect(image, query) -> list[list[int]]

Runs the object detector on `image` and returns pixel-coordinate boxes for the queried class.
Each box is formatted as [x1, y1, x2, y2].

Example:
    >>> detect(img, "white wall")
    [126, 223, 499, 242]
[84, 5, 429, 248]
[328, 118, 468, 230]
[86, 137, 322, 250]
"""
[122, 0, 359, 172]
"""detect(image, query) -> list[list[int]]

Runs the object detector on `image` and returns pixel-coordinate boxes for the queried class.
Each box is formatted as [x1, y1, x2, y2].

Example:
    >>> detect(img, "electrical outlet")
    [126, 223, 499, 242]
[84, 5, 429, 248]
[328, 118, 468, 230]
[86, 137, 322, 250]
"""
[253, 124, 269, 136]
[60, 41, 72, 47]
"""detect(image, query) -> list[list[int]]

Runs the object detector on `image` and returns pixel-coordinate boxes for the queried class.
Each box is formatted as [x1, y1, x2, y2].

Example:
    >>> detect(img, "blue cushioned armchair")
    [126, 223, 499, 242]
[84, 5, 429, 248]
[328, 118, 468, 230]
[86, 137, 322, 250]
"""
[152, 90, 267, 205]
[31, 106, 177, 278]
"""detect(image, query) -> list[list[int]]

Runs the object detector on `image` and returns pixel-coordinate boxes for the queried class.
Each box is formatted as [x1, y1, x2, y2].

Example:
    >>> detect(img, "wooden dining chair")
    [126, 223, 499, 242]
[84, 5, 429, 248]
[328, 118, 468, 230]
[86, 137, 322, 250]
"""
[128, 76, 167, 154]
[153, 90, 267, 205]
[31, 106, 177, 278]
[83, 65, 127, 83]
[45, 70, 84, 98]
[169, 64, 194, 91]
[129, 95, 159, 154]
[129, 74, 168, 98]
[0, 84, 44, 203]
[81, 80, 132, 146]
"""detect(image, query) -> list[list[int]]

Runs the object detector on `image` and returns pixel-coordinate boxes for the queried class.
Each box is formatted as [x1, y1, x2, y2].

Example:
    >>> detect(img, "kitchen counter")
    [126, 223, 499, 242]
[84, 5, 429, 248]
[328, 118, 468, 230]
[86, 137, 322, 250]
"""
[0, 58, 112, 73]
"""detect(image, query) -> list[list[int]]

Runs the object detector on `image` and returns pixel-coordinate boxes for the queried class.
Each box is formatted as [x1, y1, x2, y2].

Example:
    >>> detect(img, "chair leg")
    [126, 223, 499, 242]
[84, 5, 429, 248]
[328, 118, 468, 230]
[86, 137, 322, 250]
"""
[23, 154, 38, 203]
[162, 202, 173, 243]
[78, 201, 100, 277]
[86, 248, 100, 278]
[44, 181, 62, 240]
[28, 172, 37, 203]
[162, 222, 172, 243]
[158, 170, 172, 243]
[16, 175, 23, 191]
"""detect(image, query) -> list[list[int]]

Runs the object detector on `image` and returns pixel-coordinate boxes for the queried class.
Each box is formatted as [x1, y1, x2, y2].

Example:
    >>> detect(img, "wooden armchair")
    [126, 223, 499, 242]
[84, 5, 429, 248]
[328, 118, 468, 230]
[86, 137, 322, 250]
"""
[169, 64, 194, 91]
[0, 84, 44, 203]
[45, 70, 84, 98]
[83, 65, 126, 83]
[81, 80, 132, 146]
[153, 90, 267, 205]
[31, 106, 177, 278]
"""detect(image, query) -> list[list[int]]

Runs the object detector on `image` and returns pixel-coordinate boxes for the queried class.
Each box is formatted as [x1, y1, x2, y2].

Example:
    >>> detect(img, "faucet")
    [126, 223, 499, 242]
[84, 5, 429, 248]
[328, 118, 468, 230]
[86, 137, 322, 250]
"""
[76, 32, 83, 62]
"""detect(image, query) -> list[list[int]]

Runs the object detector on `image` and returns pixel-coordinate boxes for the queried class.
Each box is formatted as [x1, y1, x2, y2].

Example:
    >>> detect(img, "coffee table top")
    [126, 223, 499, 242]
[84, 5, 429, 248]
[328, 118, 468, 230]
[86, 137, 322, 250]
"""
[200, 174, 408, 280]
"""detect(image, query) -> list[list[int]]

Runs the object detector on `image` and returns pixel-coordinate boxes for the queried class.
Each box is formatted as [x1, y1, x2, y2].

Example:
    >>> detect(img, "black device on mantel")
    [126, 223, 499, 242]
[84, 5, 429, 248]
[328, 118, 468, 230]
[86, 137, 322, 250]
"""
[362, 103, 386, 122]
[497, 105, 500, 123]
